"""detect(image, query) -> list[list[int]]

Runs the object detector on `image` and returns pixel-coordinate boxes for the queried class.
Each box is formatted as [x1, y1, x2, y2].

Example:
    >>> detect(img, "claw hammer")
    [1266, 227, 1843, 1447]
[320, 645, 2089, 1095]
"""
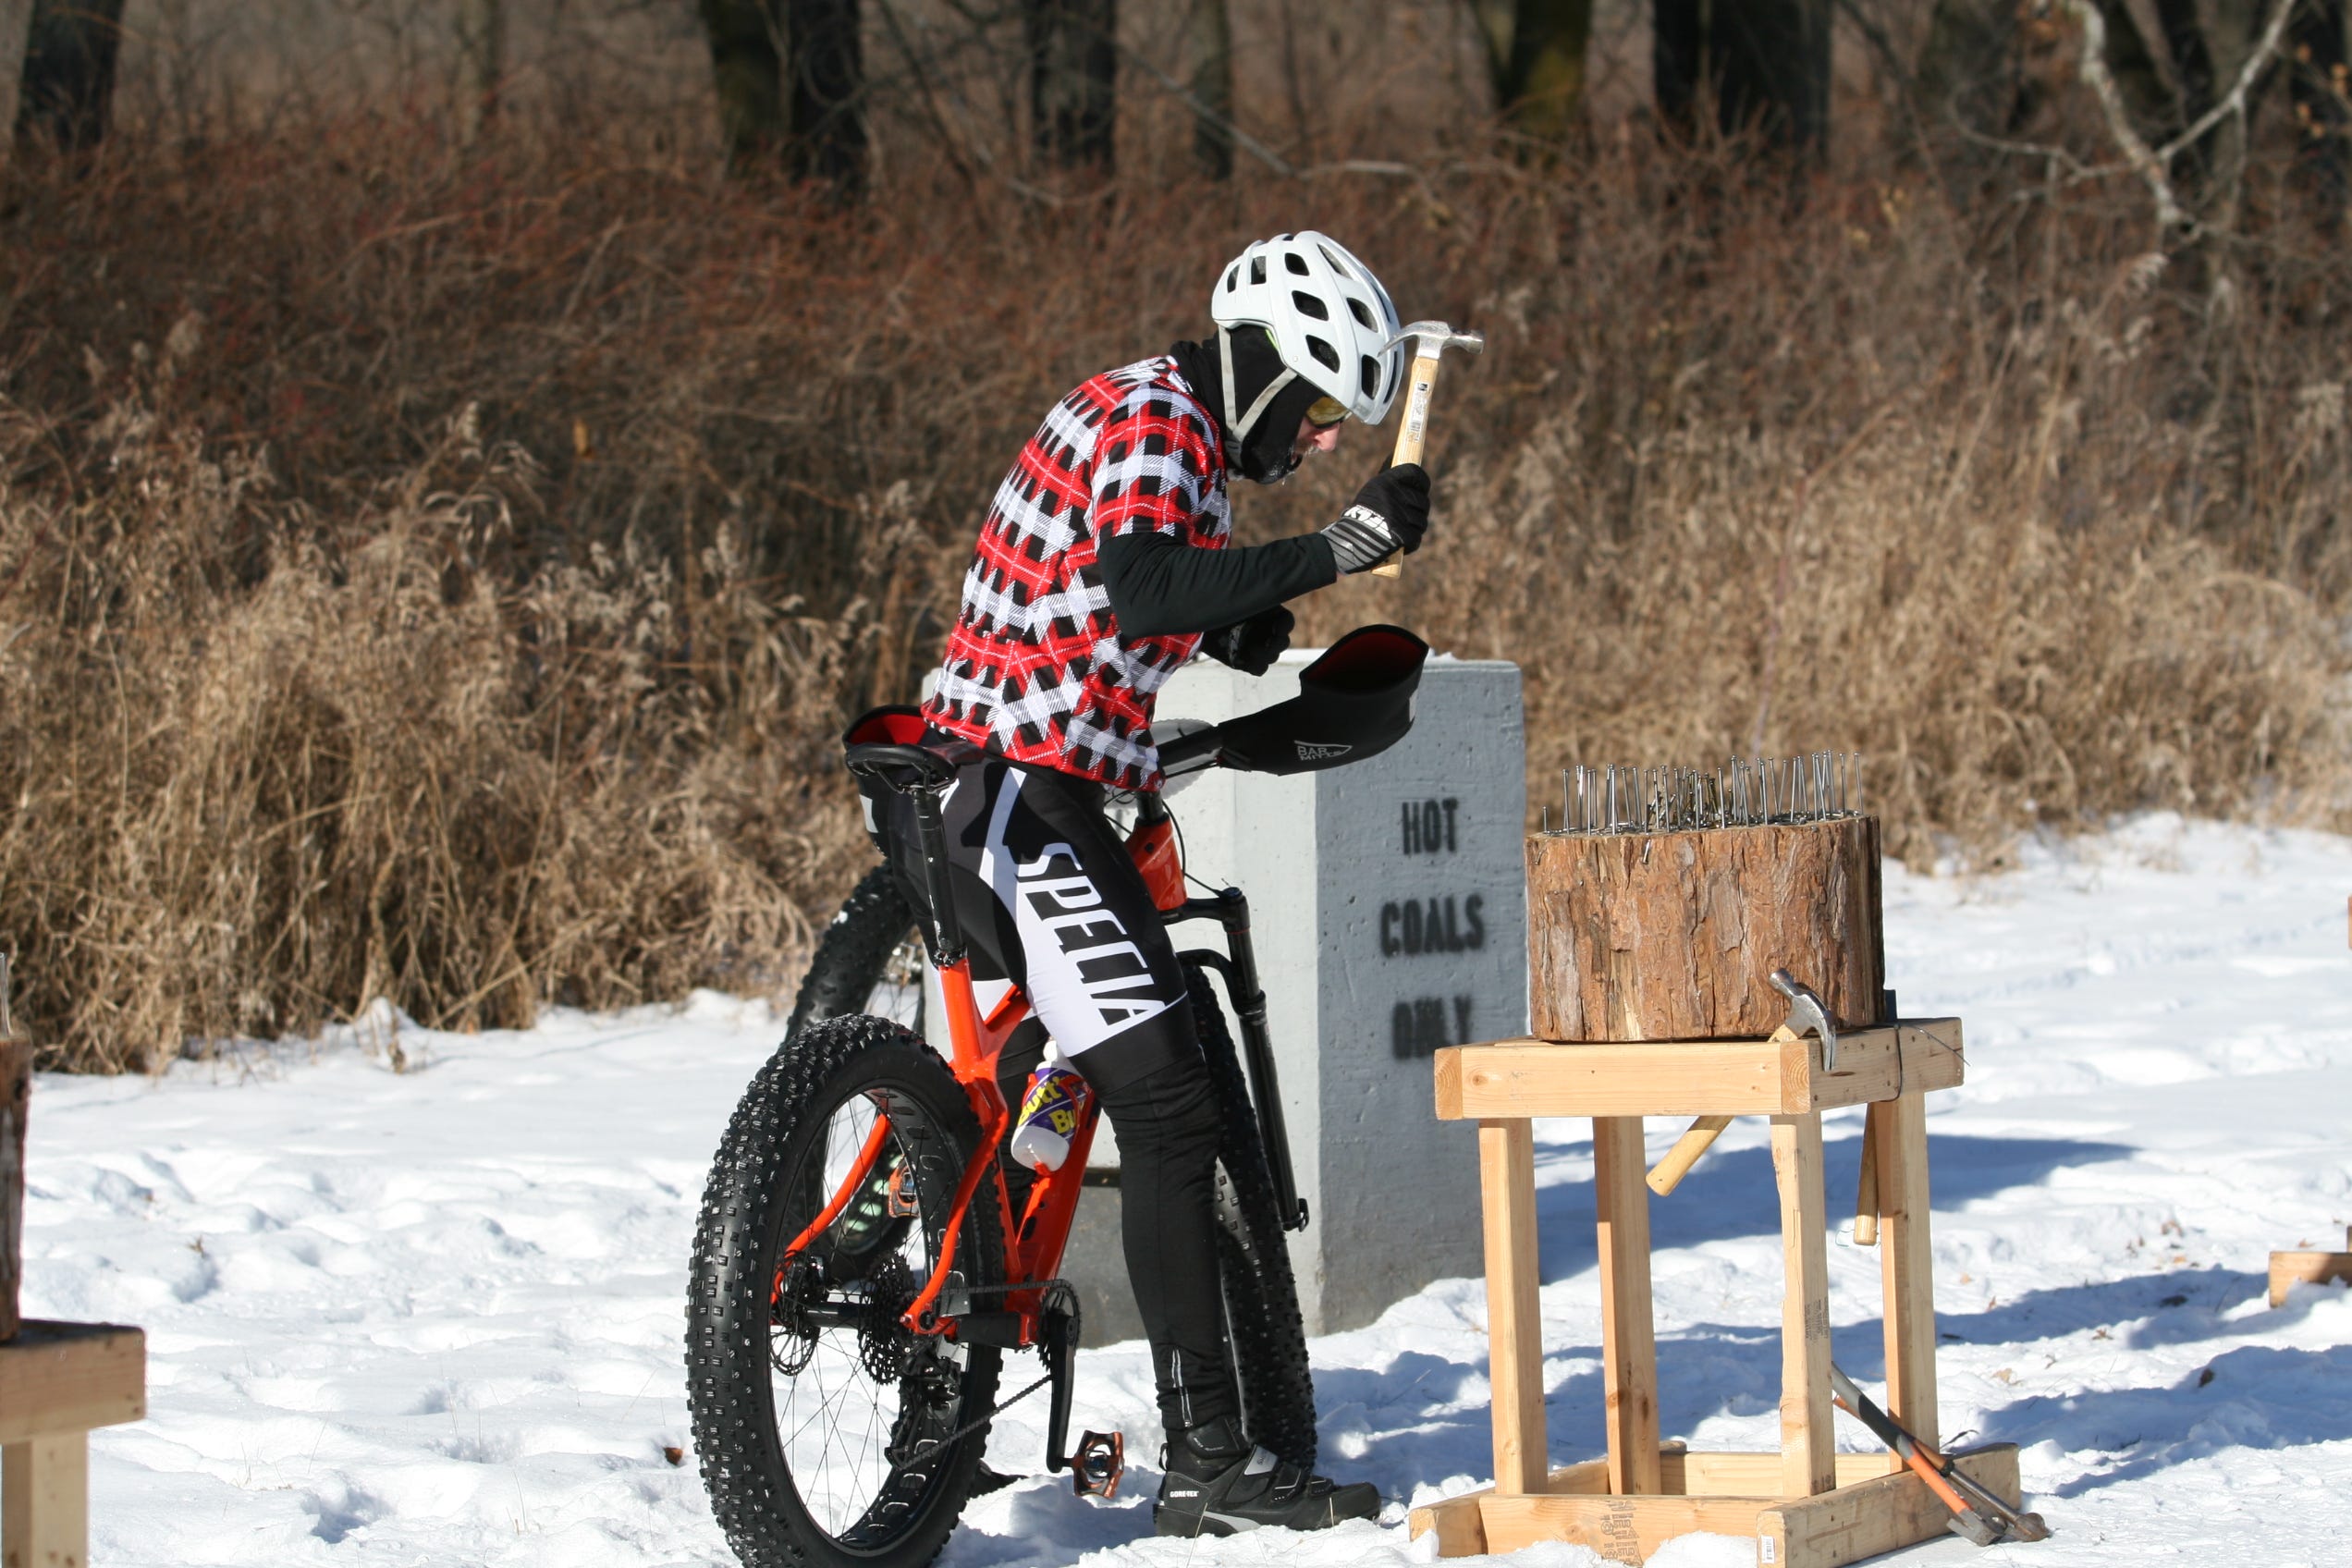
[1646, 969, 1839, 1196]
[1370, 320, 1483, 579]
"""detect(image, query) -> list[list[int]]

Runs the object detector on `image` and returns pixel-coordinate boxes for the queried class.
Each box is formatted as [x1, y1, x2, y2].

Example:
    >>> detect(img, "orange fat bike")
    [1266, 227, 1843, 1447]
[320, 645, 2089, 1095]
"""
[684, 627, 1427, 1568]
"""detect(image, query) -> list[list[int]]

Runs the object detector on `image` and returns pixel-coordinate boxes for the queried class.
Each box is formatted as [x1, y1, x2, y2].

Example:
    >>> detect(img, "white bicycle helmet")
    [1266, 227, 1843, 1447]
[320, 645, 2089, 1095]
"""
[1211, 232, 1404, 441]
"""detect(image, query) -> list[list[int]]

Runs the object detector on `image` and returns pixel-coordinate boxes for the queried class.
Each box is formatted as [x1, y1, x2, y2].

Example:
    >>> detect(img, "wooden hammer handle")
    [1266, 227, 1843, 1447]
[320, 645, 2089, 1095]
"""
[1647, 1114, 1733, 1196]
[1369, 352, 1444, 579]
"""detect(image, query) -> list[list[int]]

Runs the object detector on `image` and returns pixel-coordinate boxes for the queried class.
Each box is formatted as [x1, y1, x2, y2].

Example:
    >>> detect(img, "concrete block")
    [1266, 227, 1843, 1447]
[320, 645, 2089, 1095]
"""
[1055, 651, 1526, 1343]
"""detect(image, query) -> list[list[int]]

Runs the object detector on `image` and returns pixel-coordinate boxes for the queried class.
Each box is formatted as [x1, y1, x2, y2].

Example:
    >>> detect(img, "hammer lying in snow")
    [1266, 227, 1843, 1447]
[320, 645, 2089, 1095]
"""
[1370, 320, 1483, 580]
[1645, 969, 1838, 1197]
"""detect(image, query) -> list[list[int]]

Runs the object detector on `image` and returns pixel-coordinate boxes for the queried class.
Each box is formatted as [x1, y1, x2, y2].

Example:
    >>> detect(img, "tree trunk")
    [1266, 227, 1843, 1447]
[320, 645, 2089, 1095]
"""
[787, 0, 864, 194]
[1187, 0, 1231, 179]
[0, 1036, 25, 1342]
[14, 0, 125, 154]
[1026, 0, 1116, 172]
[1493, 0, 1592, 144]
[2289, 0, 2348, 230]
[1526, 816, 1885, 1042]
[1652, 0, 1831, 155]
[456, 0, 504, 145]
[699, 0, 788, 171]
[0, 0, 31, 160]
[696, 0, 864, 194]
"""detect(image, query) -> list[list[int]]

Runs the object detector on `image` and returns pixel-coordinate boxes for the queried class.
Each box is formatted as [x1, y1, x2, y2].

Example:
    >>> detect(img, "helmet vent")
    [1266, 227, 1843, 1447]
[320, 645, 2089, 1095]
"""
[1317, 243, 1348, 273]
[1347, 296, 1376, 329]
[1284, 251, 1311, 276]
[1307, 336, 1341, 372]
[1225, 265, 1240, 292]
[1360, 356, 1379, 398]
[1292, 290, 1329, 321]
[1250, 255, 1267, 286]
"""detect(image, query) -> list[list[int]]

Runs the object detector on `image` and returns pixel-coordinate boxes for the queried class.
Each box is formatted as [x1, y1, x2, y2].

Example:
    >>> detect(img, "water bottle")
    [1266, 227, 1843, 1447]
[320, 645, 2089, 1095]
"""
[1009, 1062, 1091, 1173]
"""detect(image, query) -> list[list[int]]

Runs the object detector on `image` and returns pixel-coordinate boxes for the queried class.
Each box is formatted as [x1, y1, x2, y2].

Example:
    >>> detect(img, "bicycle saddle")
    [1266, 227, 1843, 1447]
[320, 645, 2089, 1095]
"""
[842, 706, 959, 792]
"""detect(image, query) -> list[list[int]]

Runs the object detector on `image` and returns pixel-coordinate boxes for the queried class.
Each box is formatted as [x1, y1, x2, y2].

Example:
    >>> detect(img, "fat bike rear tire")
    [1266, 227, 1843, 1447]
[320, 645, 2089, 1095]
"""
[786, 864, 925, 1040]
[686, 1013, 1004, 1568]
[1185, 962, 1322, 1470]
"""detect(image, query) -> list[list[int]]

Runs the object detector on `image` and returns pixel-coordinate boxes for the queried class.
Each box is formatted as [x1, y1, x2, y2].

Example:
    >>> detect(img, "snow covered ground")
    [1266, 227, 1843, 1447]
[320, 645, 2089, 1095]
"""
[18, 814, 2352, 1567]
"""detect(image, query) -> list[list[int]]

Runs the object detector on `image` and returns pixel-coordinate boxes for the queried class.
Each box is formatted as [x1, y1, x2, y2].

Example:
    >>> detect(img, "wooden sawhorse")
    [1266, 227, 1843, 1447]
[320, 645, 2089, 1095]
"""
[2, 1322, 145, 1568]
[1408, 1019, 2023, 1566]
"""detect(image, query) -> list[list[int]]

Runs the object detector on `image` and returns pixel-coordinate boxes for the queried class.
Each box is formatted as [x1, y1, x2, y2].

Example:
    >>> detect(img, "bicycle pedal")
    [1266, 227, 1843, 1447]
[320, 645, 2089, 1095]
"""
[1068, 1429, 1124, 1500]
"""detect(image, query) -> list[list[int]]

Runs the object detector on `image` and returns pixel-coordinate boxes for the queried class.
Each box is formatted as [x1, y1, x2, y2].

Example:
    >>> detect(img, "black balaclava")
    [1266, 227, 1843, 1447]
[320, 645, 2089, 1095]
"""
[1168, 328, 1328, 485]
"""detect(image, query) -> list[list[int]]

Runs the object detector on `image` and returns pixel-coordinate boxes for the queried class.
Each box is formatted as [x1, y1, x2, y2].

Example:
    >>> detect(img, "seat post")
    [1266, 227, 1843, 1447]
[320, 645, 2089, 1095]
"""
[910, 781, 965, 968]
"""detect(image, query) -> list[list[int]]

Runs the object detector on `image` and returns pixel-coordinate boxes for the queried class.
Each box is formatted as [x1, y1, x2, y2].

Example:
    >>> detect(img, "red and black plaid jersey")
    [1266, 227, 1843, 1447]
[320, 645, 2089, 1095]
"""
[922, 357, 1231, 790]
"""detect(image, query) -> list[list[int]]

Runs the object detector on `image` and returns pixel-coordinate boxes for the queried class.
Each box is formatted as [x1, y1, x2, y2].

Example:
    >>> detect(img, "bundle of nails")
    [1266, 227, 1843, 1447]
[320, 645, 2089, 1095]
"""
[1541, 753, 1866, 836]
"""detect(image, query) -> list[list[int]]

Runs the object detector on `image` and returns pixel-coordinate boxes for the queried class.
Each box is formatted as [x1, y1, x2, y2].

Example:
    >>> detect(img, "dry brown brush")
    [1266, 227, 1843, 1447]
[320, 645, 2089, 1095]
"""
[2, 95, 2348, 1068]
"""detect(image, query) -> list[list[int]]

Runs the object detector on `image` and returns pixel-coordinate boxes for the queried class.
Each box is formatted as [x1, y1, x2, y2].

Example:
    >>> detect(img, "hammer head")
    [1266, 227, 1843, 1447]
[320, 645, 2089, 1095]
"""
[1385, 320, 1486, 361]
[1769, 967, 1838, 1070]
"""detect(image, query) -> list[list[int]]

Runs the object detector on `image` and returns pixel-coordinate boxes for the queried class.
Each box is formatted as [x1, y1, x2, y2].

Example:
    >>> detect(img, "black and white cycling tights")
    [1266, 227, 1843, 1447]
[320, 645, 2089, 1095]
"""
[876, 741, 1240, 1434]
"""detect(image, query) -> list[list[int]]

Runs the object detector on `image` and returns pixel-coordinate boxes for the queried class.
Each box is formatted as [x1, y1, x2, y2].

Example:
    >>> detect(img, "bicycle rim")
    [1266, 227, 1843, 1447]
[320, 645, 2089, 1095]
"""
[769, 1079, 973, 1548]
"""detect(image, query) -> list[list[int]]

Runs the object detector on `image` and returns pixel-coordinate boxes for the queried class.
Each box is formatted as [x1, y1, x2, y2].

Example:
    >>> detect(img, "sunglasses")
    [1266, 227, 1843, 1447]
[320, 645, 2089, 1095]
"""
[1305, 396, 1350, 429]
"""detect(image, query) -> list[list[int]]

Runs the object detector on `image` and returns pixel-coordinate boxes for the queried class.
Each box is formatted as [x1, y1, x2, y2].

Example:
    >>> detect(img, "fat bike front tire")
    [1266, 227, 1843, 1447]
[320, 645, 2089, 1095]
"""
[1185, 962, 1322, 1470]
[686, 1014, 1004, 1568]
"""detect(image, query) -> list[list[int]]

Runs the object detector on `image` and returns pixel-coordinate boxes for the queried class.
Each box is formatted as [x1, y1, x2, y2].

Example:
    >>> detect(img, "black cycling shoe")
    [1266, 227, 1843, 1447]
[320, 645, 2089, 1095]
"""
[1152, 1415, 1380, 1537]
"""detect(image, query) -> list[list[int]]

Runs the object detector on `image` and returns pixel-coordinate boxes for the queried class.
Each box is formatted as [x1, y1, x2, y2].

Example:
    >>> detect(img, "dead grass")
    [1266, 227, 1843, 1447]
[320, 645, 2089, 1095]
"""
[2, 91, 2348, 1068]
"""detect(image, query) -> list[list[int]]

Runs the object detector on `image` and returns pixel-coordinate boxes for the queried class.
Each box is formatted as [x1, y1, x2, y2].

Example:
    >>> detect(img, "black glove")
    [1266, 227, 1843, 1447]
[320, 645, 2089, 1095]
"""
[1320, 463, 1431, 574]
[1202, 605, 1294, 676]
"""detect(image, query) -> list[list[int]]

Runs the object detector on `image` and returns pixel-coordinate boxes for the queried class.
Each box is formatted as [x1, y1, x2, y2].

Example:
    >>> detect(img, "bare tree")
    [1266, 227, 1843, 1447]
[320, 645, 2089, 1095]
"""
[456, 0, 504, 145]
[15, 0, 125, 154]
[1652, 0, 1831, 155]
[694, 0, 865, 195]
[1025, 0, 1115, 172]
[1187, 0, 1231, 179]
[2288, 0, 2348, 226]
[0, 1, 30, 157]
[1470, 0, 1594, 145]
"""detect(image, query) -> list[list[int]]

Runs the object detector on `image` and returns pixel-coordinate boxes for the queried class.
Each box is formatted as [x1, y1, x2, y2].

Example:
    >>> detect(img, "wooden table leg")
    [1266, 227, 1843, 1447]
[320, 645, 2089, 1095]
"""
[5, 1431, 90, 1568]
[1479, 1118, 1549, 1495]
[1592, 1115, 1660, 1495]
[1771, 1112, 1836, 1497]
[1874, 1089, 1940, 1446]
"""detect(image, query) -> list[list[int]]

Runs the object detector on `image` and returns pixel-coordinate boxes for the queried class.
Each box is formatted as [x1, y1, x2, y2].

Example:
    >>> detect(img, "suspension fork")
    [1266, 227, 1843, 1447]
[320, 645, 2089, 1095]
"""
[1174, 888, 1309, 1232]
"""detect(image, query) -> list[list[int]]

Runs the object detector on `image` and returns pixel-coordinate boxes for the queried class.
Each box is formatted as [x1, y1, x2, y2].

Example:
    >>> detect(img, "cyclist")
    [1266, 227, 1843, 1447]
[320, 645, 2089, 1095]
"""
[888, 232, 1429, 1537]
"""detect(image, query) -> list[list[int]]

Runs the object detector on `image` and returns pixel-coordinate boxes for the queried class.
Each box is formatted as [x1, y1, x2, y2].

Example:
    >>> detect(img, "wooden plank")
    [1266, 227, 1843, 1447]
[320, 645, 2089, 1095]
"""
[1761, 1446, 2021, 1568]
[1438, 1039, 1787, 1119]
[1772, 1114, 1836, 1497]
[3, 1431, 89, 1568]
[1479, 1119, 1549, 1495]
[1805, 1022, 1966, 1113]
[1409, 1456, 1623, 1556]
[1853, 1106, 1880, 1246]
[1433, 1023, 1963, 1121]
[0, 1322, 145, 1447]
[1592, 1116, 1661, 1495]
[1478, 1490, 1779, 1562]
[1406, 1489, 1491, 1558]
[1875, 1089, 1940, 1445]
[1669, 1451, 1907, 1494]
[2269, 1249, 2352, 1307]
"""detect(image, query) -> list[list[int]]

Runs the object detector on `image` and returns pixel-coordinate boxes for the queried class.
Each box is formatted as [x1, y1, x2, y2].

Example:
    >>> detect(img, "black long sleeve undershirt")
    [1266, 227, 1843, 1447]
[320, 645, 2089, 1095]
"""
[1096, 529, 1338, 640]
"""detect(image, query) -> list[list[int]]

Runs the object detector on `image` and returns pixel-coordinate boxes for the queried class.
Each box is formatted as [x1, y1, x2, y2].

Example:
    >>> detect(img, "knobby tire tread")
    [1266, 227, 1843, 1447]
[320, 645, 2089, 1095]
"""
[1184, 963, 1321, 1470]
[785, 864, 916, 1039]
[685, 1012, 1002, 1568]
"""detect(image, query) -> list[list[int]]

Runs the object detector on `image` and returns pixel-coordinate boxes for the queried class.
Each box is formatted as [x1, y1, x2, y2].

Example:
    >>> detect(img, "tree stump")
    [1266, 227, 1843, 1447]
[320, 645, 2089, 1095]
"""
[1527, 816, 1884, 1041]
